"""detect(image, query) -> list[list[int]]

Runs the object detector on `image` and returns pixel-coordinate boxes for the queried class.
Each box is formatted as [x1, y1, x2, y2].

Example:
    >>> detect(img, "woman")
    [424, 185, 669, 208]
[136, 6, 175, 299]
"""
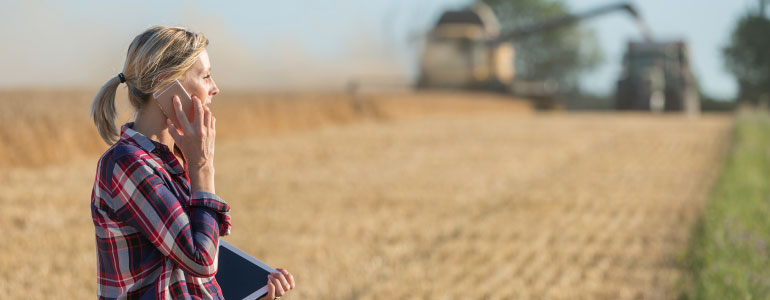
[90, 26, 294, 300]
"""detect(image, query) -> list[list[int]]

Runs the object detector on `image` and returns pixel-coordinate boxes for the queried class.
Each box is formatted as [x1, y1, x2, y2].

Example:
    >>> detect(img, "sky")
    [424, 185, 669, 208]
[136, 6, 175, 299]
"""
[0, 0, 762, 99]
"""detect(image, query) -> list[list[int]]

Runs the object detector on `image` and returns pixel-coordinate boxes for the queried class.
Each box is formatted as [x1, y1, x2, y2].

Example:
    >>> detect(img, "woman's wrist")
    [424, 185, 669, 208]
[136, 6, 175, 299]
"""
[189, 164, 215, 194]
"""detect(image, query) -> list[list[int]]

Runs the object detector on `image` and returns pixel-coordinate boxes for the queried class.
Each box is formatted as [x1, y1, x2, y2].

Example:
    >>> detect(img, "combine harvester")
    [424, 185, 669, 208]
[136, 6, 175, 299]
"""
[417, 1, 700, 113]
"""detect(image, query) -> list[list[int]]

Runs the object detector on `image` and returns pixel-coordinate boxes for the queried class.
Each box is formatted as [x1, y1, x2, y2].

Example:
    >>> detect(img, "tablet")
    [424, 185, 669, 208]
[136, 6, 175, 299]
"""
[216, 240, 277, 300]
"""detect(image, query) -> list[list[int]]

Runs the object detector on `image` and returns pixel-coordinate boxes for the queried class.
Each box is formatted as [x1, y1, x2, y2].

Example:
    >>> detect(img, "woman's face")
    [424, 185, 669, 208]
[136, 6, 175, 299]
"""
[179, 49, 219, 107]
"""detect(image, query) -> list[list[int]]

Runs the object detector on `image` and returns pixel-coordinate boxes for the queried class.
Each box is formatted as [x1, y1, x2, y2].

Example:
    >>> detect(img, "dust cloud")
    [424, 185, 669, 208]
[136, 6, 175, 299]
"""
[0, 1, 411, 91]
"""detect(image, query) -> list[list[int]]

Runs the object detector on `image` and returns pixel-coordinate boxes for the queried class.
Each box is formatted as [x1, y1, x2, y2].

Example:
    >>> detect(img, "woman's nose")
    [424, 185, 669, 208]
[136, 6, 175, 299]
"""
[210, 80, 220, 96]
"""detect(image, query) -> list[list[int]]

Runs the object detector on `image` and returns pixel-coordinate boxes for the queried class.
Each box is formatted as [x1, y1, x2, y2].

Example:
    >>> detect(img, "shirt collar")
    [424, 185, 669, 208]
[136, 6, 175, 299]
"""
[119, 122, 185, 175]
[120, 122, 156, 153]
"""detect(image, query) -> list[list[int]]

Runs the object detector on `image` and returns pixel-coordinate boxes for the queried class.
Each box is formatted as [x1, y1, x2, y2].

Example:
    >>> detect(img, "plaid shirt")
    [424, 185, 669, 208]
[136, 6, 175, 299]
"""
[91, 122, 231, 299]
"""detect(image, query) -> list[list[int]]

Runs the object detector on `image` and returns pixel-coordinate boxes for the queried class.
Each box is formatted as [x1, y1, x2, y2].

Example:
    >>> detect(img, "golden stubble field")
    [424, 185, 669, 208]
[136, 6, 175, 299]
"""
[0, 89, 731, 299]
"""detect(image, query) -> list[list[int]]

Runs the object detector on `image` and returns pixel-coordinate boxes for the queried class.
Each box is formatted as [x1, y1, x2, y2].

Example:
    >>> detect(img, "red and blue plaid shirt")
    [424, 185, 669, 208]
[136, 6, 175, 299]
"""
[91, 122, 231, 299]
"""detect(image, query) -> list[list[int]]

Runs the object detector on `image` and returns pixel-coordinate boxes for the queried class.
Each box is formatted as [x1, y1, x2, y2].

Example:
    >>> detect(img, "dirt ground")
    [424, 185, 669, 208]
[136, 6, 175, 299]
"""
[0, 99, 731, 299]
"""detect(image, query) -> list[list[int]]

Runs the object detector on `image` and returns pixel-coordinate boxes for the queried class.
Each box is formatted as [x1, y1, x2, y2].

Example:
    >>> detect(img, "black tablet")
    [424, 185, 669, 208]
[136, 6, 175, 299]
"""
[216, 240, 277, 300]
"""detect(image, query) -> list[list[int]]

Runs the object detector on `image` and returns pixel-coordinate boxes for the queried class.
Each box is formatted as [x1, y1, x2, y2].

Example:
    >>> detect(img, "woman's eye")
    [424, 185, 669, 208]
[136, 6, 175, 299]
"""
[203, 74, 211, 79]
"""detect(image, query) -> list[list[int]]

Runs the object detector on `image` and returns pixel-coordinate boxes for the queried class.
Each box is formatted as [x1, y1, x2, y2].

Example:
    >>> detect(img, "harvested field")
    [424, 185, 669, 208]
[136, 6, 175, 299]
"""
[0, 89, 530, 168]
[0, 90, 731, 299]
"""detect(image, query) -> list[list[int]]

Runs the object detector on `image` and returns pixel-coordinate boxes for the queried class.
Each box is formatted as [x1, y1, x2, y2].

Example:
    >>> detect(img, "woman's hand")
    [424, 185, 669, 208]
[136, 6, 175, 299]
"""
[261, 268, 295, 299]
[166, 94, 216, 194]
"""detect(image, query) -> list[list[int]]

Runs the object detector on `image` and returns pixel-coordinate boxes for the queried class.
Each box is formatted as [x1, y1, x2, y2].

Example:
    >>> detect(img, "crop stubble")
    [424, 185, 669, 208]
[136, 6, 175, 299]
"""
[0, 91, 730, 299]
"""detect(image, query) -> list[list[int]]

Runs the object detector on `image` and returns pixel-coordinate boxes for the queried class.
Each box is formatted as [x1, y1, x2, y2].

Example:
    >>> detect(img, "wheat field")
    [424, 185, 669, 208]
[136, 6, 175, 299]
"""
[0, 89, 731, 299]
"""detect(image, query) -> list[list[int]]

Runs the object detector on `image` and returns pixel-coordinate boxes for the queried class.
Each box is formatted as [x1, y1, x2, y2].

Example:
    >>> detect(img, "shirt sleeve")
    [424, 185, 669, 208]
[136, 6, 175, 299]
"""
[109, 154, 231, 278]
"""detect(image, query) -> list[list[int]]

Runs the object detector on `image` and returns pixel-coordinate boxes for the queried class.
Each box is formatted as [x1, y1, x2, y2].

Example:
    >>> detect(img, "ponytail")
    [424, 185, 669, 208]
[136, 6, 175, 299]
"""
[90, 75, 122, 145]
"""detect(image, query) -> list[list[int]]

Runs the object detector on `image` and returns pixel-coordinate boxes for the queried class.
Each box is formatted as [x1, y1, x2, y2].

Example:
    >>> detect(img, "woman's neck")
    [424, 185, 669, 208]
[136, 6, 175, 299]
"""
[133, 106, 175, 152]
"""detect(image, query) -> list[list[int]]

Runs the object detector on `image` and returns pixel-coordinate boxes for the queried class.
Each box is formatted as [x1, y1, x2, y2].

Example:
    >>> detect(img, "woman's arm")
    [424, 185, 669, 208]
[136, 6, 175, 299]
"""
[110, 155, 230, 277]
[112, 92, 225, 277]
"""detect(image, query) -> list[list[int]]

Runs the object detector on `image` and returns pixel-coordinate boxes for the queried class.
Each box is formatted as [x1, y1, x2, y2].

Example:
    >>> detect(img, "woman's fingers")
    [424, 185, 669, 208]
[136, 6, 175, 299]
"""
[212, 115, 216, 137]
[270, 275, 286, 297]
[172, 95, 193, 133]
[263, 270, 293, 299]
[273, 272, 291, 292]
[277, 268, 295, 289]
[203, 105, 211, 137]
[166, 119, 182, 141]
[192, 95, 205, 136]
[266, 279, 275, 299]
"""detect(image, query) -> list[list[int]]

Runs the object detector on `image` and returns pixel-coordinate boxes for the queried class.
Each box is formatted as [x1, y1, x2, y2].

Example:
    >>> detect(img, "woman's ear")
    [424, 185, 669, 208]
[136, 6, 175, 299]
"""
[156, 72, 168, 83]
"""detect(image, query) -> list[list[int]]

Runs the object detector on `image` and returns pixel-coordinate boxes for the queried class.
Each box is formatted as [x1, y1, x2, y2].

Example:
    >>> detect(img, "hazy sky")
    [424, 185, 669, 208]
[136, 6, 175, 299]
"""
[0, 0, 760, 99]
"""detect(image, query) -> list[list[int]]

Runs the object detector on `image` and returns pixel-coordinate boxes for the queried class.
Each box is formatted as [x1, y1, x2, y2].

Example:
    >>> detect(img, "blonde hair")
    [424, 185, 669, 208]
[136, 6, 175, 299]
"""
[91, 26, 209, 144]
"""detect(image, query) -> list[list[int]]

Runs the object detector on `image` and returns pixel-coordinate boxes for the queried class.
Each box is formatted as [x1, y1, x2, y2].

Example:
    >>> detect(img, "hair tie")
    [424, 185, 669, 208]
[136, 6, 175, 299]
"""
[118, 73, 126, 83]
